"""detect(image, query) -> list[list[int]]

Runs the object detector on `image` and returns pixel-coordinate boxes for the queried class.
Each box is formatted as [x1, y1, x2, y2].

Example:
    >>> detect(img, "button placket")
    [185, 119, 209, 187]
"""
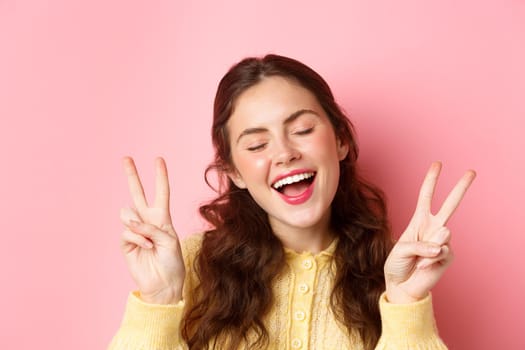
[289, 256, 317, 349]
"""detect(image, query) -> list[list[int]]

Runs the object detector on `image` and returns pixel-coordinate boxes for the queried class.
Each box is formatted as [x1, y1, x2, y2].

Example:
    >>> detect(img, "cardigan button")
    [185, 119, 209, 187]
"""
[298, 283, 309, 294]
[291, 338, 303, 348]
[294, 310, 306, 321]
[302, 259, 313, 270]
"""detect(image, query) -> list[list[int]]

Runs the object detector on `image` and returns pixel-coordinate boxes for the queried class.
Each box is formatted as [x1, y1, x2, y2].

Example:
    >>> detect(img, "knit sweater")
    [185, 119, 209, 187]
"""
[109, 234, 448, 349]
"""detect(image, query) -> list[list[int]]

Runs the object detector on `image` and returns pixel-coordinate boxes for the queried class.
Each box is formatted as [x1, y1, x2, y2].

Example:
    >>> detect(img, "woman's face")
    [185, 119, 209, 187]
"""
[226, 76, 348, 235]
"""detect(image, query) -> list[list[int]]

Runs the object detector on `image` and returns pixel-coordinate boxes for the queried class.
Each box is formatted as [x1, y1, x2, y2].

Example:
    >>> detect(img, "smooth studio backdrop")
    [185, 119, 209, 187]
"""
[1, 1, 523, 348]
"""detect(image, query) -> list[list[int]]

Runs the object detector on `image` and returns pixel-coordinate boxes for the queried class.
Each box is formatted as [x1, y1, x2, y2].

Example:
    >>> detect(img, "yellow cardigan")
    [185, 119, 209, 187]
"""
[109, 234, 447, 349]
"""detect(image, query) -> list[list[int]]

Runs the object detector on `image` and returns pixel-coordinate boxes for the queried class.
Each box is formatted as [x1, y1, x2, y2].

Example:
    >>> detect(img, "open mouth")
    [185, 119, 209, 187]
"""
[272, 172, 316, 197]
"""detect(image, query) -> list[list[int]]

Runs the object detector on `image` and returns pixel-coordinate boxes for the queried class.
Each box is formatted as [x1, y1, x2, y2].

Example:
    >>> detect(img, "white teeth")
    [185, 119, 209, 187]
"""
[272, 172, 315, 190]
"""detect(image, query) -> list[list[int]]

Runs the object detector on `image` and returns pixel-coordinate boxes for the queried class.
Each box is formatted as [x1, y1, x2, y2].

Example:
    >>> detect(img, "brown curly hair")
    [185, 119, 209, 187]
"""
[181, 54, 393, 349]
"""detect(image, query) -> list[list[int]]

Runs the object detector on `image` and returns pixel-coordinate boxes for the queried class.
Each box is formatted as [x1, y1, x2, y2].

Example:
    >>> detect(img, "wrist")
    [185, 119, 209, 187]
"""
[139, 286, 183, 305]
[385, 285, 428, 304]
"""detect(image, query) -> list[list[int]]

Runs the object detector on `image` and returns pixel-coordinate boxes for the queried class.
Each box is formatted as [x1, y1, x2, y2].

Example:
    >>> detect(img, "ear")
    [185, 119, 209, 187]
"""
[336, 138, 349, 161]
[227, 169, 247, 189]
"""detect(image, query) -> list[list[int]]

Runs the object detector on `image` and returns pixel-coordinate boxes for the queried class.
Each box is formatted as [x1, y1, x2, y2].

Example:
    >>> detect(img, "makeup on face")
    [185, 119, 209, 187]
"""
[227, 76, 347, 233]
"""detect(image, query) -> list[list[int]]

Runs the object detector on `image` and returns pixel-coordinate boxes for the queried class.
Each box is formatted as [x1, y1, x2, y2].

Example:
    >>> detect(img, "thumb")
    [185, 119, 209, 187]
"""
[392, 241, 442, 259]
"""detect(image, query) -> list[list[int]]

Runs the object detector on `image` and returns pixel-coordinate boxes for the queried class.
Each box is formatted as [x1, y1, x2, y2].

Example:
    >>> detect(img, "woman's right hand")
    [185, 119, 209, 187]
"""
[120, 156, 185, 304]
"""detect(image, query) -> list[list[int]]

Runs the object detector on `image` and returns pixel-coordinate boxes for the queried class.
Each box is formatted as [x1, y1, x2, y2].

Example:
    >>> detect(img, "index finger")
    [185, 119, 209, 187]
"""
[122, 156, 148, 209]
[436, 169, 476, 224]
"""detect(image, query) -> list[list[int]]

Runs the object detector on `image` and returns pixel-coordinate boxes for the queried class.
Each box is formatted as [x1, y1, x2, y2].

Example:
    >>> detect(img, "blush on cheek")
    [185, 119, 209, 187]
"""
[233, 155, 270, 187]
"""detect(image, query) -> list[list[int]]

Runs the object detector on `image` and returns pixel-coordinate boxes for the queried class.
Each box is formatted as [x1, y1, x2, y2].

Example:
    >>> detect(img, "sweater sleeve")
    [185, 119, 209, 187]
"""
[108, 234, 203, 350]
[375, 293, 448, 349]
[107, 292, 187, 350]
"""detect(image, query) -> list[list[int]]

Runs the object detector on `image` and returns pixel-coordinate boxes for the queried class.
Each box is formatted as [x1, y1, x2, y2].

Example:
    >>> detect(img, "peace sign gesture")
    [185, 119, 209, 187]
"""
[384, 162, 476, 304]
[119, 157, 185, 304]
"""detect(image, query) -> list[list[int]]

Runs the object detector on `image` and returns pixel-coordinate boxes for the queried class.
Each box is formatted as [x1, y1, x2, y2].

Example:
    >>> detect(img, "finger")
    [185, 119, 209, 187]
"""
[427, 226, 451, 246]
[414, 162, 442, 215]
[120, 207, 142, 226]
[393, 241, 442, 259]
[121, 229, 153, 251]
[435, 169, 476, 224]
[154, 157, 170, 209]
[417, 245, 454, 269]
[416, 227, 451, 267]
[127, 220, 168, 242]
[123, 157, 148, 209]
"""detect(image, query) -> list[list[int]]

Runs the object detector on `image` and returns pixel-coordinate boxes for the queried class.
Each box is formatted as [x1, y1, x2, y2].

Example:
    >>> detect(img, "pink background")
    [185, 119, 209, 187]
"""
[1, 0, 524, 348]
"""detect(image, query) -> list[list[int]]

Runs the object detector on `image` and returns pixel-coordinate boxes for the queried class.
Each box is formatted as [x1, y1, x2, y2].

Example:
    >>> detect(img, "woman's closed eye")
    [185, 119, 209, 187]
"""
[246, 143, 267, 152]
[293, 126, 314, 135]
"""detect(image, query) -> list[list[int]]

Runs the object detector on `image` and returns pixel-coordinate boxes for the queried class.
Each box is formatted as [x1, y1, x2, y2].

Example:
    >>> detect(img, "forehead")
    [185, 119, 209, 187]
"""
[228, 76, 324, 130]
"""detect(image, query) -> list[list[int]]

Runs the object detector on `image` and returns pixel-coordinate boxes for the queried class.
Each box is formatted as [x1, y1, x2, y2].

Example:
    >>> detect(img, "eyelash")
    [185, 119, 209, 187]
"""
[294, 127, 314, 135]
[247, 143, 267, 152]
[245, 127, 314, 152]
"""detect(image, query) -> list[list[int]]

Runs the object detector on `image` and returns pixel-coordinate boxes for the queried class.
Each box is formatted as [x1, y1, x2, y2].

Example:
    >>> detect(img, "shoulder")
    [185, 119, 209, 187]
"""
[180, 232, 204, 266]
[180, 233, 205, 299]
[181, 232, 204, 252]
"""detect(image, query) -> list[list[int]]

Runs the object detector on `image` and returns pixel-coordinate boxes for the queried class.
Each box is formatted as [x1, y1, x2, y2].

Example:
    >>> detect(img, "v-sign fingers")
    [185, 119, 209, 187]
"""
[123, 157, 148, 209]
[154, 157, 170, 209]
[436, 170, 476, 225]
[415, 162, 442, 215]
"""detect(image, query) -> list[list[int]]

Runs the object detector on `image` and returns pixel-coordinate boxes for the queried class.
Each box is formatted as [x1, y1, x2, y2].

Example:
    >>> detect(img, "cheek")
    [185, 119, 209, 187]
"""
[234, 153, 269, 180]
[304, 132, 339, 160]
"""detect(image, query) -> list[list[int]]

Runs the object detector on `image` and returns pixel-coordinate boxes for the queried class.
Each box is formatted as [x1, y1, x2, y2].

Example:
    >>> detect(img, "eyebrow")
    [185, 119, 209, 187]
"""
[235, 109, 320, 144]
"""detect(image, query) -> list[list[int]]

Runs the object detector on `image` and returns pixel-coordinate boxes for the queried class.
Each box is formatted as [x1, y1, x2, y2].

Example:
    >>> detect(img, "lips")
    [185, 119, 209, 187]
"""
[271, 169, 316, 205]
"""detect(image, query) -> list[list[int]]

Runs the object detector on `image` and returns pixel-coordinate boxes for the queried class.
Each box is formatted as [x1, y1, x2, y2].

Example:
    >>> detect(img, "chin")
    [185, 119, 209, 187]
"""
[269, 207, 331, 232]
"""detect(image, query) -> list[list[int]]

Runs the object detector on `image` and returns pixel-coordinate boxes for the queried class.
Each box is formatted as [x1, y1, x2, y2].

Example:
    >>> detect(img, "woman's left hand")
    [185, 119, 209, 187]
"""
[384, 162, 476, 304]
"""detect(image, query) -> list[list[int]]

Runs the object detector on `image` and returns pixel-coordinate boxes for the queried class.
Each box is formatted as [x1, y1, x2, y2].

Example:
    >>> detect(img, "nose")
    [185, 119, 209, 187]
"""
[273, 139, 301, 166]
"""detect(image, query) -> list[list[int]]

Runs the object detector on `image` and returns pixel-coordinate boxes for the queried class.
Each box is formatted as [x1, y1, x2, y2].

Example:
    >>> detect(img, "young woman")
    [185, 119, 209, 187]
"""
[109, 54, 475, 349]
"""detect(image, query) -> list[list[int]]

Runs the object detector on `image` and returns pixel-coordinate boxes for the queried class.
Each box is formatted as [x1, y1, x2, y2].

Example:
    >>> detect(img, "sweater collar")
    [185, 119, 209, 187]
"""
[283, 237, 338, 259]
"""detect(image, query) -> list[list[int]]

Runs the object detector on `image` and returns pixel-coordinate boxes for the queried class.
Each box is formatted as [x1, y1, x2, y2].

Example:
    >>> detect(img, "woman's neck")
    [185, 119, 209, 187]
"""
[269, 214, 335, 254]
